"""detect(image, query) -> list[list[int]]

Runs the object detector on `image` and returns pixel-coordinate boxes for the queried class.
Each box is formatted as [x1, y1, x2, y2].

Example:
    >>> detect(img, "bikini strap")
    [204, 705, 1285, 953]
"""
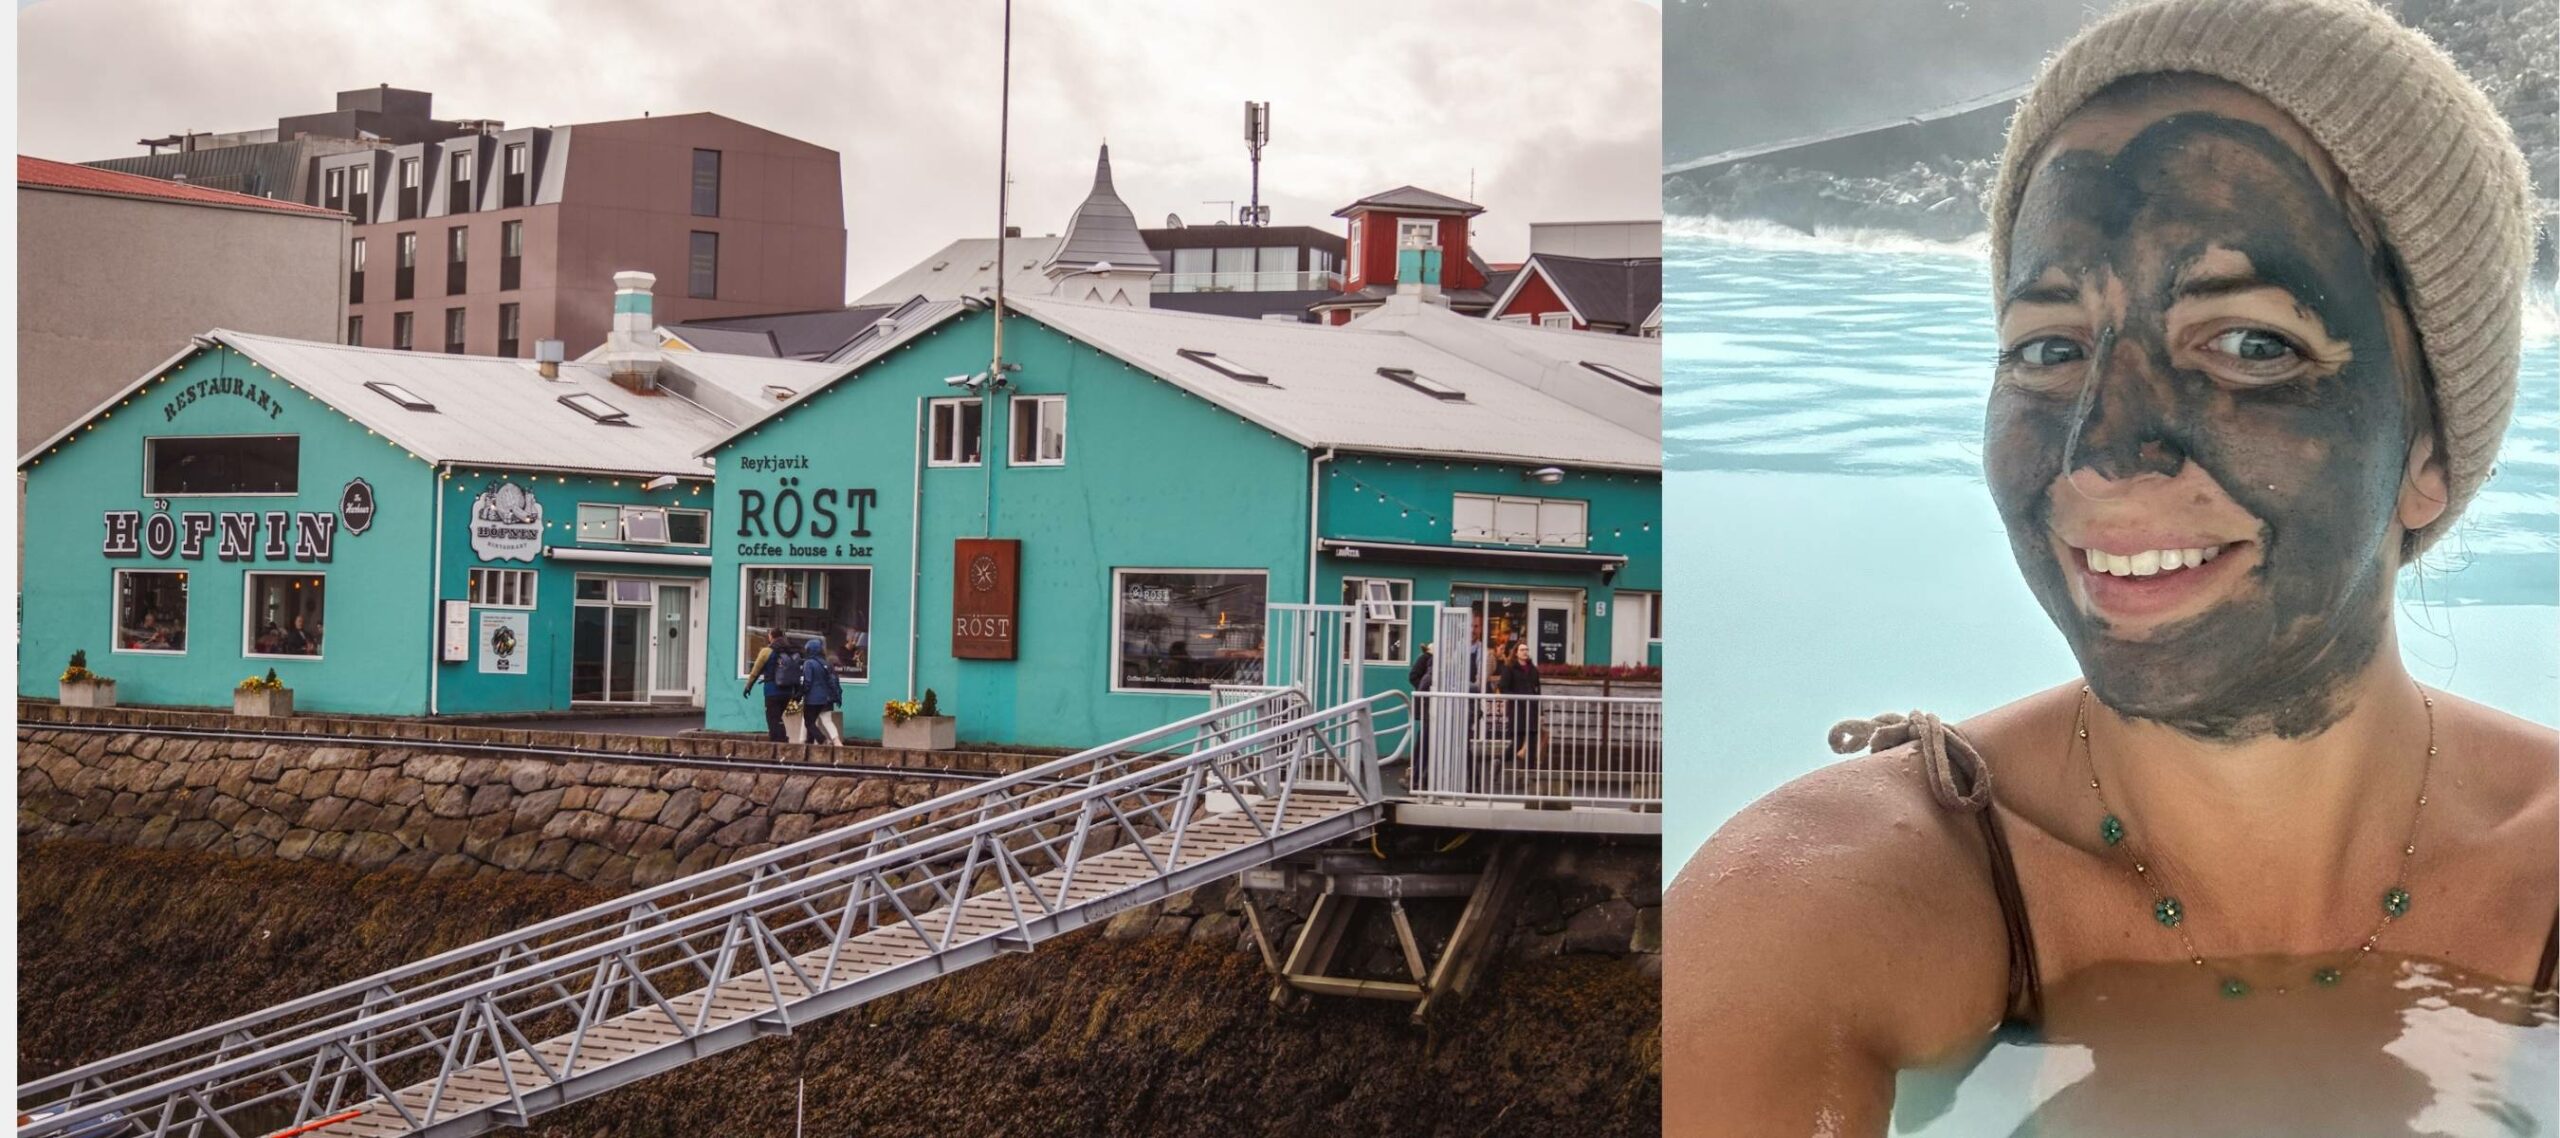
[1831, 711, 2043, 1026]
[2535, 913, 2557, 996]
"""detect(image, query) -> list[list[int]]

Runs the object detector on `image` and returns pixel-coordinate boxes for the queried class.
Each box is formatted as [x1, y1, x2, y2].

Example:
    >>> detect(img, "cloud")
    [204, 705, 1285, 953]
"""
[19, 0, 1661, 299]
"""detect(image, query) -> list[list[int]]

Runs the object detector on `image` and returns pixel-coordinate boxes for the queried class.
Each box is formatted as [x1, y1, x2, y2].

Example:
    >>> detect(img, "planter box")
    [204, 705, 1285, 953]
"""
[882, 715, 956, 751]
[234, 688, 294, 718]
[58, 680, 115, 709]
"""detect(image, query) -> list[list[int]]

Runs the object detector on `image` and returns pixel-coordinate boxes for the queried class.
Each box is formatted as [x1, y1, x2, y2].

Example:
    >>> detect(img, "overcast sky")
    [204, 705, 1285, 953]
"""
[18, 0, 1661, 301]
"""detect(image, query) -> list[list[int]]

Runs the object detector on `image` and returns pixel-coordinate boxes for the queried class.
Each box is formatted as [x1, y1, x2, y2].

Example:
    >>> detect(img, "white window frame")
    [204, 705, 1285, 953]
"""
[1339, 576, 1413, 666]
[467, 567, 538, 609]
[928, 397, 984, 467]
[1009, 395, 1067, 467]
[1396, 217, 1440, 249]
[1451, 492, 1589, 549]
[111, 568, 190, 656]
[142, 434, 302, 499]
[572, 503, 714, 547]
[1499, 314, 1533, 325]
[1108, 567, 1270, 695]
[735, 564, 873, 683]
[242, 571, 329, 661]
[1538, 312, 1574, 330]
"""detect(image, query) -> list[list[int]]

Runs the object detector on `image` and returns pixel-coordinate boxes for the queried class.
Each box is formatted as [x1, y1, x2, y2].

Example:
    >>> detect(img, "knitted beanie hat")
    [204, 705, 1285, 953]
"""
[1988, 0, 2536, 552]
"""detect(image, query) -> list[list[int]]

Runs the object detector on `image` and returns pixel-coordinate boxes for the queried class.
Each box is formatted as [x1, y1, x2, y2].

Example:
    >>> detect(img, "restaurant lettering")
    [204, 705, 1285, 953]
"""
[105, 507, 339, 563]
[163, 373, 286, 422]
[470, 481, 544, 562]
[735, 478, 877, 541]
[952, 538, 1020, 660]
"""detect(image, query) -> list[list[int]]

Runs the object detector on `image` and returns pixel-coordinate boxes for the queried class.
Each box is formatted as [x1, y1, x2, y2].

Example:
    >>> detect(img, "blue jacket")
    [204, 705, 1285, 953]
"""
[800, 655, 843, 708]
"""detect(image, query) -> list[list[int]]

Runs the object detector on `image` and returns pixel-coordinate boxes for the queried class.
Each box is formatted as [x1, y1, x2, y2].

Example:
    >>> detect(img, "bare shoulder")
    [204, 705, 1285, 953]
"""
[2433, 692, 2557, 832]
[1664, 745, 2012, 1134]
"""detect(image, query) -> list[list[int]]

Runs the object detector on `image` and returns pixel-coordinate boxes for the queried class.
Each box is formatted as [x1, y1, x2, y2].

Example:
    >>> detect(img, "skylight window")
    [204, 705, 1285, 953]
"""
[1177, 348, 1270, 385]
[1579, 360, 1661, 394]
[1377, 367, 1465, 402]
[558, 393, 631, 425]
[364, 381, 436, 411]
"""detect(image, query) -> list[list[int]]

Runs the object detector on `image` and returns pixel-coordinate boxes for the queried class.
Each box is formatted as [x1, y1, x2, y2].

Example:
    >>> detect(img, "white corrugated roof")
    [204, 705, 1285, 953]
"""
[853, 236, 1061, 306]
[1011, 296, 1658, 471]
[1348, 298, 1662, 439]
[213, 330, 739, 477]
[694, 296, 1658, 471]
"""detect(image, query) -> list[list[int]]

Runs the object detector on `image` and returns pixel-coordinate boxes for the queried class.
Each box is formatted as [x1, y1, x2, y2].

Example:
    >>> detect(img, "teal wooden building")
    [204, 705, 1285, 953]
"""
[697, 291, 1662, 748]
[18, 311, 839, 717]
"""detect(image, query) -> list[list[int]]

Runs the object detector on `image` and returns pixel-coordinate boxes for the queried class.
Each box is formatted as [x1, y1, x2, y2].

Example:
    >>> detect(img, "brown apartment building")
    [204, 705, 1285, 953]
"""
[91, 88, 847, 358]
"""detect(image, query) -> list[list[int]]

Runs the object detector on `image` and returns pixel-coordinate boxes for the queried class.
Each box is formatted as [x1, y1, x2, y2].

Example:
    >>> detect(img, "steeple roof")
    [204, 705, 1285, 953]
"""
[1046, 144, 1156, 274]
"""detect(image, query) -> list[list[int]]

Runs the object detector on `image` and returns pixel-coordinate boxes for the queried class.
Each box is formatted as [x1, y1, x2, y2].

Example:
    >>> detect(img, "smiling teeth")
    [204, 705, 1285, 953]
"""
[2083, 545, 2224, 577]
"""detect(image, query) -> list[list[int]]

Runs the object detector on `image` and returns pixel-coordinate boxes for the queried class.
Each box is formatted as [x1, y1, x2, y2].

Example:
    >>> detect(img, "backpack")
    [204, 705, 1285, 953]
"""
[770, 645, 807, 698]
[802, 656, 842, 708]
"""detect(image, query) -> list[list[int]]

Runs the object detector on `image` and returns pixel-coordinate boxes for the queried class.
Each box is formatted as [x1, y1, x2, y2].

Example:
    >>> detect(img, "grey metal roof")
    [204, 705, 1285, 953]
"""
[667, 304, 900, 360]
[1332, 185, 1484, 218]
[211, 330, 743, 477]
[1148, 289, 1333, 322]
[1046, 145, 1156, 274]
[664, 324, 781, 358]
[1011, 296, 1656, 471]
[853, 235, 1061, 306]
[686, 299, 969, 456]
[1503, 254, 1664, 332]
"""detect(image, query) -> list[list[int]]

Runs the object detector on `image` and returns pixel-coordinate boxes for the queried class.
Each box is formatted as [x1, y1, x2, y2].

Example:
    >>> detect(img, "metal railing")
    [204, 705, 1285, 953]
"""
[19, 688, 1395, 1138]
[1151, 270, 1342, 294]
[1408, 692, 1661, 810]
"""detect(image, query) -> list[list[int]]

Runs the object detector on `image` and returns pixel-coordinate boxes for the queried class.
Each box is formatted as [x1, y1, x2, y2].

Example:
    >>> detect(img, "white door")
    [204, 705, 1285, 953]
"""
[1611, 592, 1654, 667]
[650, 582, 694, 700]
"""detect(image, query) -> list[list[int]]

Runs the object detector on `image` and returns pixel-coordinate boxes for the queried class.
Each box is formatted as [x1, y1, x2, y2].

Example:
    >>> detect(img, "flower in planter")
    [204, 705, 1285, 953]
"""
[236, 669, 288, 693]
[60, 650, 108, 686]
[883, 698, 924, 724]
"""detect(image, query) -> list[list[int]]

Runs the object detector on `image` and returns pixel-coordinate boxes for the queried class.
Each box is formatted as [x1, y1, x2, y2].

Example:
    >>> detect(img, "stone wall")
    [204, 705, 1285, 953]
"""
[16, 723, 1027, 893]
[16, 703, 1663, 966]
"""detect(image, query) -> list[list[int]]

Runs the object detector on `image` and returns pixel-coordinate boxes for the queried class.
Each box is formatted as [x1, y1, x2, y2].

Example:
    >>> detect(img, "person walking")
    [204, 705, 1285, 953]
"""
[742, 636, 805, 742]
[1500, 641, 1542, 764]
[801, 642, 845, 745]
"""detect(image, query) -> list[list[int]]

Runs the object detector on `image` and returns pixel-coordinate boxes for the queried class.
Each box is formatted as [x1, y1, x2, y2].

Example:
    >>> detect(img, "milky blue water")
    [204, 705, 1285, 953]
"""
[1662, 225, 2559, 1136]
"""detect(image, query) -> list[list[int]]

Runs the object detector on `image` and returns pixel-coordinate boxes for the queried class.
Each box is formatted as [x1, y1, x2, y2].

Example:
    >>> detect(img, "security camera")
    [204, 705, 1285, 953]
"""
[943, 374, 983, 389]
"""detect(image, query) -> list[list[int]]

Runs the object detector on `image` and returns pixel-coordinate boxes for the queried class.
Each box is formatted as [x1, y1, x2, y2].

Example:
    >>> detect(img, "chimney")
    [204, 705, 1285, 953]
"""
[602, 271, 661, 390]
[1004, 226, 1022, 238]
[534, 339, 565, 379]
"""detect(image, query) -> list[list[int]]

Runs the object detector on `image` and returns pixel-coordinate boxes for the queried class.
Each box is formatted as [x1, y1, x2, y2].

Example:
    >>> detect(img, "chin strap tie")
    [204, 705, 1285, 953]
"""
[1828, 710, 1993, 812]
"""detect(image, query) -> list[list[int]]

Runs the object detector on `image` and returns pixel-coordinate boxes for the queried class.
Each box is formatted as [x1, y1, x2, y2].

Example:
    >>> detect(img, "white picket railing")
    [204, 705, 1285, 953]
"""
[1408, 692, 1662, 810]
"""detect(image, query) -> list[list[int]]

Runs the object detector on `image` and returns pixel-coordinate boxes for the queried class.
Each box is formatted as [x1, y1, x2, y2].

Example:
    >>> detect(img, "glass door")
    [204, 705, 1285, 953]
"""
[572, 576, 659, 704]
[1529, 590, 1582, 667]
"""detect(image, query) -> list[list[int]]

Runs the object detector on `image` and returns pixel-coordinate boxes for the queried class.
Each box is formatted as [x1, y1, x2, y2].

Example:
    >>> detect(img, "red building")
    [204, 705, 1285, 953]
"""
[1487, 251, 1663, 337]
[1307, 186, 1500, 325]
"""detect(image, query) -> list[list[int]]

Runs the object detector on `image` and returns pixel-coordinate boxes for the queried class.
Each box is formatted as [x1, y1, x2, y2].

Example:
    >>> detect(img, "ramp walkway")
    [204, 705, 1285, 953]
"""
[18, 688, 1394, 1138]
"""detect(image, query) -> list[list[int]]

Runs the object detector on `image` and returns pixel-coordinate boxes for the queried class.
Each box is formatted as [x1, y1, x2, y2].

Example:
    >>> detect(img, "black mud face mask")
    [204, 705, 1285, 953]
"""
[1984, 111, 2415, 741]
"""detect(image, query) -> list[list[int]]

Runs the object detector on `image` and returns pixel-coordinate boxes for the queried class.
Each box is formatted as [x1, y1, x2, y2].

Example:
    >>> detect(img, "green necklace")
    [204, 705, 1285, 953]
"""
[2079, 682, 2437, 998]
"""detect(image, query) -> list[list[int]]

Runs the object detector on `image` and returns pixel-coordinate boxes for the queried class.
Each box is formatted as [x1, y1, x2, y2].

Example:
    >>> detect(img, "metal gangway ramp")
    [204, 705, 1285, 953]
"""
[19, 688, 1396, 1138]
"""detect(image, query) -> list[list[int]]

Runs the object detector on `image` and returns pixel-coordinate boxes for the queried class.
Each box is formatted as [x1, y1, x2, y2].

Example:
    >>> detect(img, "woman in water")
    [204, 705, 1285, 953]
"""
[1667, 0, 2553, 1132]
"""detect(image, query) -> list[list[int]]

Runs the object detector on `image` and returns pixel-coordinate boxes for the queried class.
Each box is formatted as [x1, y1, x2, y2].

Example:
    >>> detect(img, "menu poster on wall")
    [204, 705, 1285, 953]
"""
[478, 611, 531, 675]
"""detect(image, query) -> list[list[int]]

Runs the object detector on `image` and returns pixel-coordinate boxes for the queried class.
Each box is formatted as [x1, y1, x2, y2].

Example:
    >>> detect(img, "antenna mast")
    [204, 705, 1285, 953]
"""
[1243, 101, 1270, 226]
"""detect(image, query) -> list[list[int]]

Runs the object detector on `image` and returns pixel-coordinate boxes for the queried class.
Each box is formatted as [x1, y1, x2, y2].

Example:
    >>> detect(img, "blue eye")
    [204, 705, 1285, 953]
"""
[2207, 328, 2298, 362]
[2008, 336, 2087, 367]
